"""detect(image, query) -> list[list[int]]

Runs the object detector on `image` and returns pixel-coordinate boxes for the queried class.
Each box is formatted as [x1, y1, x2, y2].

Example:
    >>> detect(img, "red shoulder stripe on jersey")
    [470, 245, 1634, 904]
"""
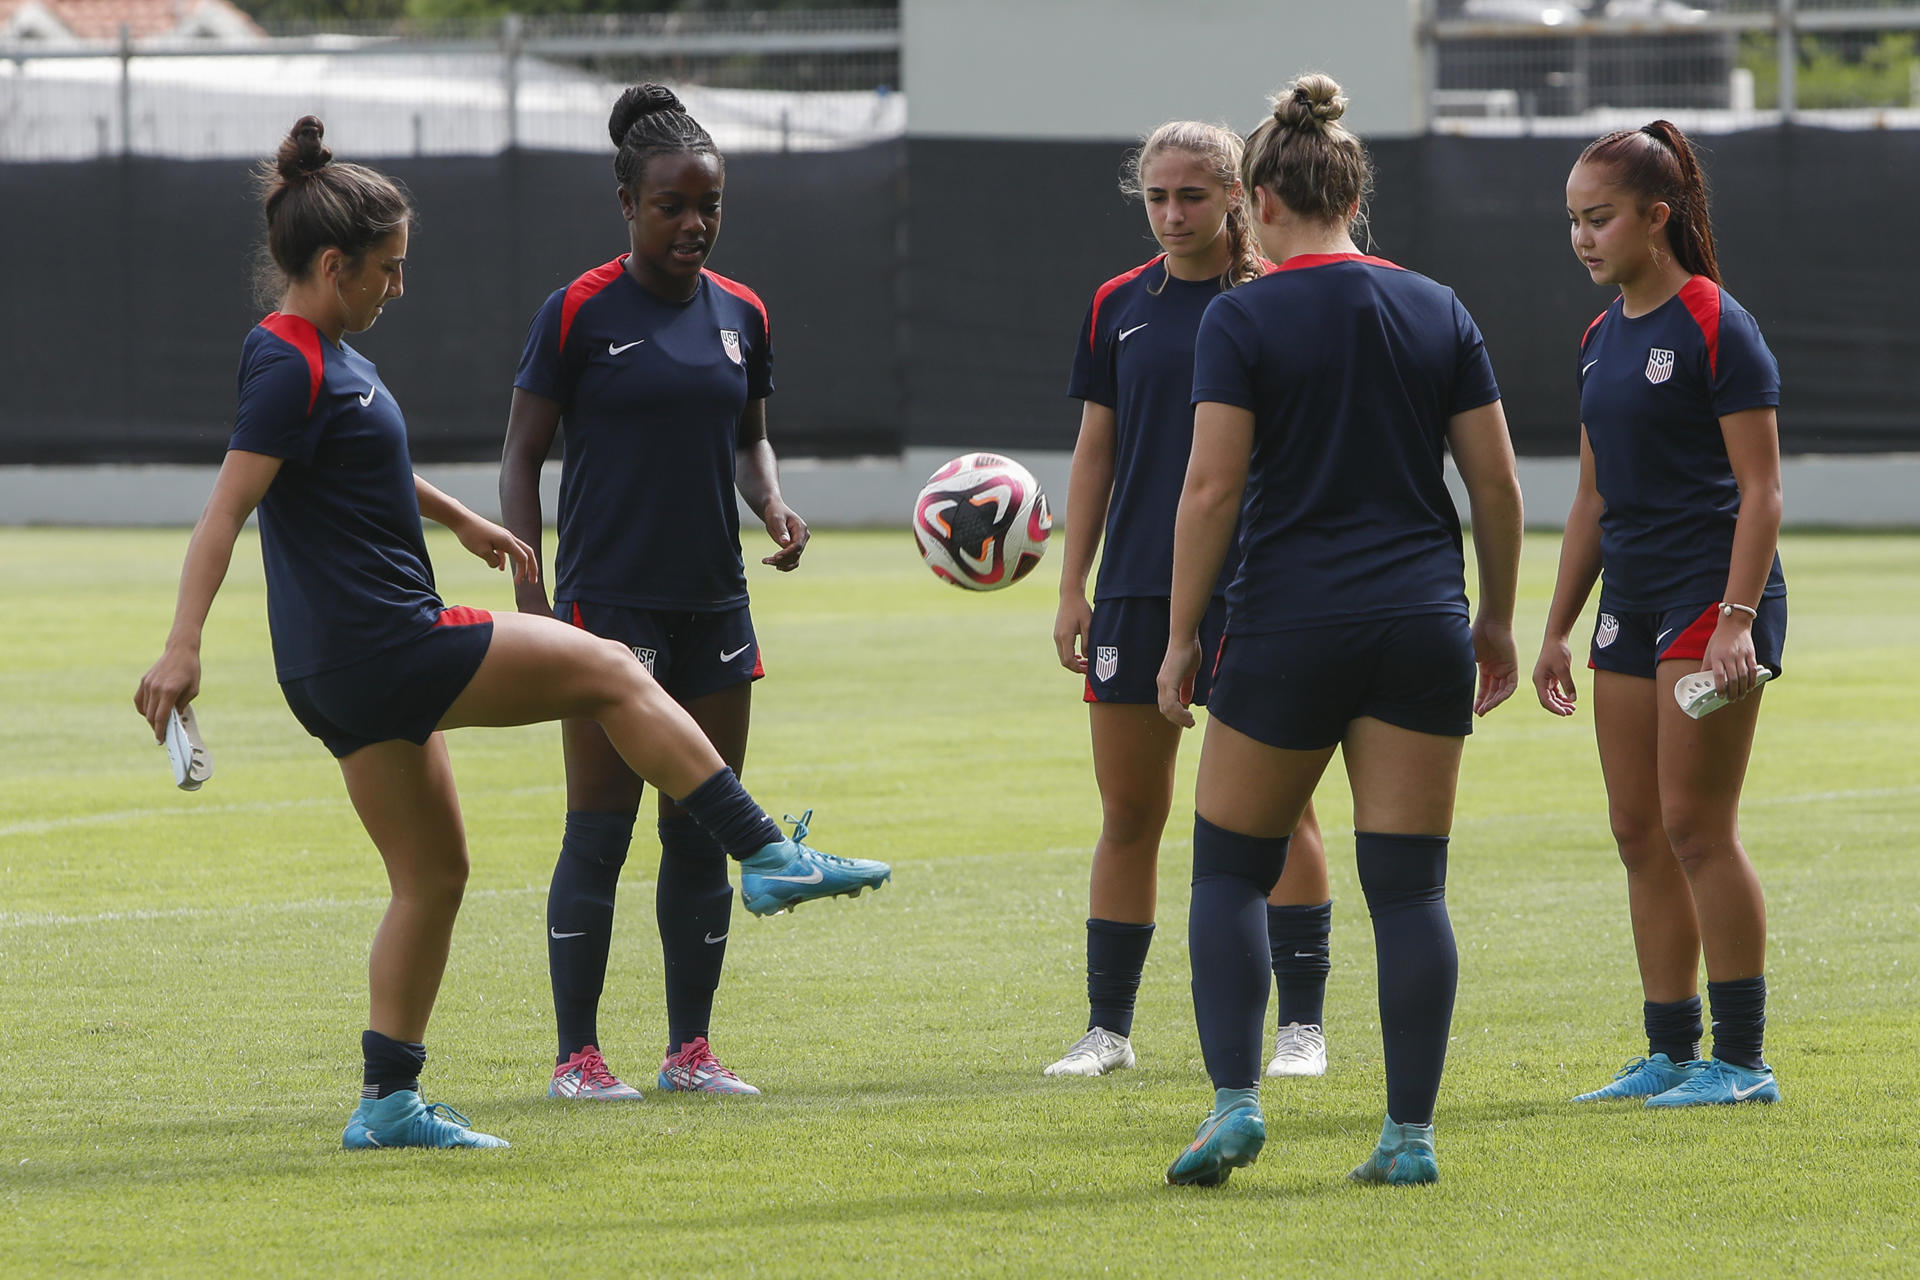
[1580, 310, 1608, 351]
[1088, 256, 1164, 352]
[1257, 257, 1280, 275]
[258, 312, 325, 414]
[559, 257, 627, 355]
[1678, 275, 1722, 377]
[702, 268, 771, 342]
[1274, 252, 1405, 273]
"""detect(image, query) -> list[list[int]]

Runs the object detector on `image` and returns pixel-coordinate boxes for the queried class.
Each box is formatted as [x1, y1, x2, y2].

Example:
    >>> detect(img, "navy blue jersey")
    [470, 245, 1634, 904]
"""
[1068, 255, 1250, 600]
[1578, 276, 1784, 611]
[228, 313, 442, 680]
[516, 259, 772, 611]
[1191, 253, 1501, 635]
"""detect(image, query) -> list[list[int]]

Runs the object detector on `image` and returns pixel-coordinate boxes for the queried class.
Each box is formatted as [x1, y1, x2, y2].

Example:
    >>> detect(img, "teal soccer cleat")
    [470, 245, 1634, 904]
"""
[739, 811, 891, 916]
[1165, 1089, 1266, 1187]
[342, 1090, 510, 1150]
[1645, 1058, 1779, 1108]
[1349, 1115, 1438, 1186]
[1572, 1053, 1705, 1102]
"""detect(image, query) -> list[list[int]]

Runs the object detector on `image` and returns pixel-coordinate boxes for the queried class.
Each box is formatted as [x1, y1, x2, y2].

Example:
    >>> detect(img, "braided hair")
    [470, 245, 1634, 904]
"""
[609, 83, 720, 190]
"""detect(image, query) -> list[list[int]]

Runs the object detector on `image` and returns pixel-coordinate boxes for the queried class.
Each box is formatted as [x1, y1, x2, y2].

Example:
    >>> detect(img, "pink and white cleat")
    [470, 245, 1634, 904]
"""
[550, 1045, 644, 1100]
[657, 1037, 762, 1096]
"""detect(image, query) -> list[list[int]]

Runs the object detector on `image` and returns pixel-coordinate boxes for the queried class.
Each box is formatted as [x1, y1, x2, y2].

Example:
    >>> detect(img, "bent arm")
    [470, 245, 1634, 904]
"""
[734, 398, 808, 570]
[499, 388, 562, 611]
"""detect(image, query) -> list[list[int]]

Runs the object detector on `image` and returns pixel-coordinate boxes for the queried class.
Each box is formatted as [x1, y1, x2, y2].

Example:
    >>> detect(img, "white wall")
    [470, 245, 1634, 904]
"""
[903, 0, 1422, 141]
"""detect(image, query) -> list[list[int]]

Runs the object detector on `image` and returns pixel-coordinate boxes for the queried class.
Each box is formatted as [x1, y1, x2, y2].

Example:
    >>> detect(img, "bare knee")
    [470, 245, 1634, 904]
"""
[577, 637, 653, 715]
[388, 848, 469, 911]
[1609, 808, 1670, 874]
[1100, 791, 1173, 851]
[1662, 809, 1739, 876]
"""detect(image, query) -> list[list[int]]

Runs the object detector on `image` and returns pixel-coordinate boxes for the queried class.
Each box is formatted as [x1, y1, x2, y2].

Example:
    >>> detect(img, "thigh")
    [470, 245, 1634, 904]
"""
[658, 682, 753, 820]
[1341, 717, 1462, 836]
[337, 734, 468, 879]
[1654, 658, 1763, 834]
[1194, 714, 1335, 839]
[439, 610, 653, 730]
[1089, 701, 1182, 813]
[1592, 668, 1664, 839]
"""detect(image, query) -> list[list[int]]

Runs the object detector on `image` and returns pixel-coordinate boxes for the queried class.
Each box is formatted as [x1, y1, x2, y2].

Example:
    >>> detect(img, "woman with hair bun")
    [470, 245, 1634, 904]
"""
[501, 84, 888, 1104]
[136, 116, 867, 1150]
[1155, 74, 1524, 1188]
[1047, 119, 1331, 1082]
[1537, 120, 1784, 1109]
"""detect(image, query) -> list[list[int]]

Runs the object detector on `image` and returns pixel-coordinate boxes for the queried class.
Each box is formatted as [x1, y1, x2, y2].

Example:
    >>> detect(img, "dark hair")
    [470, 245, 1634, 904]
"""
[609, 83, 720, 190]
[1241, 72, 1373, 233]
[1577, 120, 1721, 285]
[253, 116, 412, 306]
[1119, 120, 1265, 291]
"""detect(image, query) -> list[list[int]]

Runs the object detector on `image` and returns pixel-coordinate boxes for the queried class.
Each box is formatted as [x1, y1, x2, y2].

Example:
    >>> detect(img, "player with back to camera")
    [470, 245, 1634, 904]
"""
[1049, 119, 1332, 1081]
[1156, 74, 1524, 1187]
[135, 116, 881, 1150]
[1536, 121, 1785, 1108]
[500, 84, 889, 1103]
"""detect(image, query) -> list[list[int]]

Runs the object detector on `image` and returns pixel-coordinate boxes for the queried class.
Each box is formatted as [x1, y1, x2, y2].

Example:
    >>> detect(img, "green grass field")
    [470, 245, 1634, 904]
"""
[2, 526, 1916, 1277]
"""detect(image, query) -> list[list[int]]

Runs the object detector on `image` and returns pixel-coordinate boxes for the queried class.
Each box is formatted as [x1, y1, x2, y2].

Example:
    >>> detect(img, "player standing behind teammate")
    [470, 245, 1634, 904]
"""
[135, 117, 885, 1149]
[1048, 120, 1332, 1081]
[1156, 74, 1524, 1188]
[1536, 122, 1784, 1109]
[501, 84, 888, 1103]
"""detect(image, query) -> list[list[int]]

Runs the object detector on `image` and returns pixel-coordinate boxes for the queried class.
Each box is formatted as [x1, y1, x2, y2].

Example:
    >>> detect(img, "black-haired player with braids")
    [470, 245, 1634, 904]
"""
[501, 84, 890, 1103]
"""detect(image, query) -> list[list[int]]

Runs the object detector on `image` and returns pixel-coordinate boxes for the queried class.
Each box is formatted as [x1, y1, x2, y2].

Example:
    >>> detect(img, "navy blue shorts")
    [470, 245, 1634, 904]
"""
[1208, 612, 1475, 750]
[1589, 596, 1787, 680]
[1085, 596, 1227, 707]
[560, 600, 762, 704]
[280, 606, 494, 759]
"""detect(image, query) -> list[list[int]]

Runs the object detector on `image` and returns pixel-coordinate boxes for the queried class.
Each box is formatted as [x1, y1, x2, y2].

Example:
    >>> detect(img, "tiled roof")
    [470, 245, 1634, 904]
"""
[0, 0, 264, 41]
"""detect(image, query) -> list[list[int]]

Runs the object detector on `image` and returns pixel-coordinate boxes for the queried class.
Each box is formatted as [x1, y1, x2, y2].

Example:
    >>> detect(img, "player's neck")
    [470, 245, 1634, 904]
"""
[1616, 257, 1693, 319]
[1163, 237, 1233, 282]
[1259, 221, 1358, 267]
[625, 254, 701, 303]
[276, 287, 346, 345]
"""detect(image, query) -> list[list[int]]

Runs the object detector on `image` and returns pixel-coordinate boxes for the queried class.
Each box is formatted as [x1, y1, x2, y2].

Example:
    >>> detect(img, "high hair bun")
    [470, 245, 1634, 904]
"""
[1273, 73, 1348, 131]
[608, 83, 686, 147]
[276, 115, 332, 181]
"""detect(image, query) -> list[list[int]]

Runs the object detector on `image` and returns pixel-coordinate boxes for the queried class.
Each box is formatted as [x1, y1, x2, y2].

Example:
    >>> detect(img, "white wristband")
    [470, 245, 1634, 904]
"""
[1719, 601, 1758, 620]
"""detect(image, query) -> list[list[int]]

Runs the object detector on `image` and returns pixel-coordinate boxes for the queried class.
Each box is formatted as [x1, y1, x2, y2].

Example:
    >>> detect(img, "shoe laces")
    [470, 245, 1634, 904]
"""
[1273, 1023, 1322, 1057]
[666, 1036, 740, 1082]
[422, 1100, 472, 1129]
[571, 1046, 621, 1089]
[1610, 1055, 1654, 1081]
[782, 809, 814, 843]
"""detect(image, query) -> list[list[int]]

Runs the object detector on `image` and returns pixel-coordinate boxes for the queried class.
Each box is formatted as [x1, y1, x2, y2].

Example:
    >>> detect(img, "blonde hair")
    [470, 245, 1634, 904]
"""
[1241, 73, 1372, 234]
[1120, 119, 1264, 292]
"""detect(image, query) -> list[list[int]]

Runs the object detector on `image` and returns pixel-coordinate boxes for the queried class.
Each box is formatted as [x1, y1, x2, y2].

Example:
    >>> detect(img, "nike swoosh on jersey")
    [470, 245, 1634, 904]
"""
[549, 928, 585, 939]
[761, 867, 824, 885]
[1582, 360, 1599, 376]
[609, 340, 646, 355]
[720, 643, 752, 662]
[1118, 323, 1149, 341]
[358, 386, 378, 406]
[1731, 1078, 1772, 1100]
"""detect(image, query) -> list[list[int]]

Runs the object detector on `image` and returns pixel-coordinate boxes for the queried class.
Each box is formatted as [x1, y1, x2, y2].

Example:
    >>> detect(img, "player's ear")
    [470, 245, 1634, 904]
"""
[617, 184, 637, 222]
[1644, 199, 1672, 237]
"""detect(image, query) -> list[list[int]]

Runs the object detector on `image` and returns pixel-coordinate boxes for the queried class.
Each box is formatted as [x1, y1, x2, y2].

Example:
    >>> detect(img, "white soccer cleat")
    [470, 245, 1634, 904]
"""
[1673, 667, 1773, 719]
[1265, 1022, 1327, 1078]
[1043, 1027, 1136, 1077]
[161, 705, 212, 791]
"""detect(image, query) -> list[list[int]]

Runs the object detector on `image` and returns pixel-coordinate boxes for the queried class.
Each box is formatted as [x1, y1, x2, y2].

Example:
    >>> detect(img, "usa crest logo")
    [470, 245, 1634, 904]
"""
[631, 646, 657, 674]
[1644, 348, 1675, 384]
[1595, 613, 1619, 649]
[1094, 646, 1119, 682]
[719, 329, 743, 366]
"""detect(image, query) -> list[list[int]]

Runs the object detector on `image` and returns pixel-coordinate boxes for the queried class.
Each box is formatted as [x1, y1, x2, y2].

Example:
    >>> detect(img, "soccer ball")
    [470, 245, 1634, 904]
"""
[912, 452, 1052, 590]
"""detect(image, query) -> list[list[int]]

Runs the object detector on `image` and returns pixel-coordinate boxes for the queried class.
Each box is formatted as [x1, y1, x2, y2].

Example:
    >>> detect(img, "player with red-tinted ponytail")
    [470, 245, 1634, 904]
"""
[1537, 121, 1785, 1109]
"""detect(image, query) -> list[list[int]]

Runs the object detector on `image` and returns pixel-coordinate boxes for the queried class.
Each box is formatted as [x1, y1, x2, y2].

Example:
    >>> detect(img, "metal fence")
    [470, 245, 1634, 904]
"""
[0, 8, 901, 161]
[1423, 0, 1920, 132]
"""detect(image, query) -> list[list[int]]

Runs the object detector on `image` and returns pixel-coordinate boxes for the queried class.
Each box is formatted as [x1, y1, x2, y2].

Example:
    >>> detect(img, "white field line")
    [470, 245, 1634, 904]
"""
[0, 783, 565, 840]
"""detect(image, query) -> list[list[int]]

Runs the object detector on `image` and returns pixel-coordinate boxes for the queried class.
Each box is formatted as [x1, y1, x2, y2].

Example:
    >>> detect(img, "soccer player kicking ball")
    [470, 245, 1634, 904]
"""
[1050, 118, 1331, 1083]
[1157, 74, 1524, 1188]
[1536, 120, 1785, 1109]
[135, 116, 889, 1151]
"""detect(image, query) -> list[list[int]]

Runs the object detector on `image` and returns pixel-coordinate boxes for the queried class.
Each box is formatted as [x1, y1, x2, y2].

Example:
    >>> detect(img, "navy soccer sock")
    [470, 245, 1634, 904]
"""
[1356, 832, 1456, 1127]
[677, 768, 783, 859]
[1706, 975, 1767, 1069]
[657, 814, 734, 1055]
[1267, 900, 1332, 1029]
[1085, 919, 1155, 1038]
[1644, 995, 1703, 1064]
[547, 810, 634, 1061]
[1189, 815, 1289, 1091]
[361, 1029, 426, 1100]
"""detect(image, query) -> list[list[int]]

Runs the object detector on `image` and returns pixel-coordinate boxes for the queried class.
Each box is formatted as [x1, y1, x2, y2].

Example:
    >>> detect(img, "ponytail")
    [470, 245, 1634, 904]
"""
[1578, 119, 1721, 285]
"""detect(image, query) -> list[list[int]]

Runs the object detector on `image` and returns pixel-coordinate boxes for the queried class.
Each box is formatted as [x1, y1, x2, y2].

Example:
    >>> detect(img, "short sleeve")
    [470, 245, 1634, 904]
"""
[1191, 295, 1257, 409]
[1711, 307, 1780, 417]
[1067, 296, 1115, 406]
[513, 289, 569, 403]
[1449, 294, 1501, 414]
[229, 340, 322, 463]
[748, 303, 773, 401]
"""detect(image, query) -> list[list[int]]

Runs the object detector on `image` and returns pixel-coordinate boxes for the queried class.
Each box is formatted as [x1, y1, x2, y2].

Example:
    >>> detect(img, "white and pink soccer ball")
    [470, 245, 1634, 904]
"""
[912, 452, 1052, 591]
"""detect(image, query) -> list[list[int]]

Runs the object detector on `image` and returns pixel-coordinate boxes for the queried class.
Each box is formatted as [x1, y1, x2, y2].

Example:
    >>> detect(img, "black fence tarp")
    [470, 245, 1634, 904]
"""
[2, 127, 1914, 465]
